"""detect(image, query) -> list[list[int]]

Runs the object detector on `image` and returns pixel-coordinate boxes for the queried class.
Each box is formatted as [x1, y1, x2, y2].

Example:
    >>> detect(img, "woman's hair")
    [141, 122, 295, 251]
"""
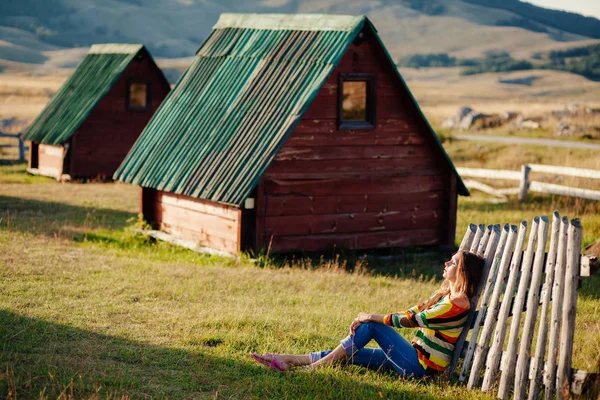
[418, 250, 485, 310]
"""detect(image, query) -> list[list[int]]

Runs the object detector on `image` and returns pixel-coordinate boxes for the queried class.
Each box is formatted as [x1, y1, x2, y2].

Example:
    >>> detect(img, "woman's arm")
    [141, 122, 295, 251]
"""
[349, 312, 385, 334]
[384, 313, 418, 328]
[356, 312, 385, 324]
[349, 312, 417, 335]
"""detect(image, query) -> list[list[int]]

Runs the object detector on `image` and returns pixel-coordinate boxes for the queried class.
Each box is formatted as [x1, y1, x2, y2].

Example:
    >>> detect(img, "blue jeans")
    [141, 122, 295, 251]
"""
[310, 322, 427, 378]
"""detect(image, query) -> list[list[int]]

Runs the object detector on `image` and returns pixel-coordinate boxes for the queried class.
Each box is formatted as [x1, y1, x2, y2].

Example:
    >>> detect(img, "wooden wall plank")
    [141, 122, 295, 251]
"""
[264, 175, 445, 196]
[262, 209, 443, 237]
[292, 119, 417, 135]
[155, 201, 239, 243]
[286, 130, 426, 147]
[265, 158, 437, 179]
[158, 222, 239, 254]
[274, 145, 428, 161]
[37, 143, 64, 177]
[144, 190, 242, 254]
[157, 191, 239, 221]
[267, 228, 441, 252]
[260, 192, 444, 217]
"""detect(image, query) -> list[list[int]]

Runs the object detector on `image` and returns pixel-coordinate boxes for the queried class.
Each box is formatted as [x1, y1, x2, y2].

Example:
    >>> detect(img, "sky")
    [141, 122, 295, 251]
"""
[524, 0, 600, 20]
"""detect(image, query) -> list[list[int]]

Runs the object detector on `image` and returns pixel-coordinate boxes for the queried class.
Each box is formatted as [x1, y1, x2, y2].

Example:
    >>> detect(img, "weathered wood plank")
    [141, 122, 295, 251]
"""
[456, 167, 522, 181]
[459, 223, 477, 251]
[260, 192, 444, 217]
[557, 219, 583, 399]
[274, 145, 428, 161]
[158, 221, 239, 254]
[468, 224, 486, 253]
[467, 224, 518, 389]
[263, 209, 443, 236]
[292, 119, 416, 134]
[514, 216, 549, 399]
[156, 191, 239, 221]
[37, 143, 64, 177]
[529, 181, 600, 201]
[528, 211, 561, 400]
[529, 164, 600, 179]
[459, 224, 508, 383]
[263, 175, 445, 196]
[266, 228, 441, 253]
[497, 217, 540, 399]
[449, 224, 501, 377]
[265, 157, 439, 179]
[155, 200, 240, 243]
[449, 224, 502, 377]
[544, 216, 569, 400]
[479, 221, 527, 392]
[477, 225, 494, 255]
[286, 130, 426, 147]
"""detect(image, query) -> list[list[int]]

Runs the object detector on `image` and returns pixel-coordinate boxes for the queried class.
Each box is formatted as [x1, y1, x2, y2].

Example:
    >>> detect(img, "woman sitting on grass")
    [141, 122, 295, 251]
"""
[251, 250, 485, 378]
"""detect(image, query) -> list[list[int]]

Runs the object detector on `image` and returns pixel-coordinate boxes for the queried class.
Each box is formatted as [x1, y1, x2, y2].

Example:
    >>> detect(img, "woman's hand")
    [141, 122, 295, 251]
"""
[356, 312, 372, 322]
[349, 312, 372, 335]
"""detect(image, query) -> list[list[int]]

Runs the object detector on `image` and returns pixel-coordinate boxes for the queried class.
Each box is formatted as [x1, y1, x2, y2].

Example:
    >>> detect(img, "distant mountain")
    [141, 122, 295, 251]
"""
[0, 0, 599, 67]
[464, 0, 600, 39]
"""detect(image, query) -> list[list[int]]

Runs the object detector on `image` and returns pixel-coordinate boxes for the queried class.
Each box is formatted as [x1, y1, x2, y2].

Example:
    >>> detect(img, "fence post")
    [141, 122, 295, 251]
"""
[18, 134, 25, 162]
[518, 164, 531, 202]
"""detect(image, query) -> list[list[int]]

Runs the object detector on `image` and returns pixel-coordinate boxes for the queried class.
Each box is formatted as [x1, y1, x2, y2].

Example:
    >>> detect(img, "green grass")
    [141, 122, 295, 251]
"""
[0, 161, 599, 399]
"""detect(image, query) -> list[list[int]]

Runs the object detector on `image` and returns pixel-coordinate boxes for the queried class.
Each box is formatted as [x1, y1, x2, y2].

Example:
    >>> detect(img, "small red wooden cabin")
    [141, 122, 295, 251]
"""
[115, 14, 469, 255]
[23, 44, 170, 180]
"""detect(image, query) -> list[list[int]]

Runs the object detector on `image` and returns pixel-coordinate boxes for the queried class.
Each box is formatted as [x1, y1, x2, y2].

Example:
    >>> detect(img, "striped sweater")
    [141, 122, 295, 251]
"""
[384, 295, 470, 373]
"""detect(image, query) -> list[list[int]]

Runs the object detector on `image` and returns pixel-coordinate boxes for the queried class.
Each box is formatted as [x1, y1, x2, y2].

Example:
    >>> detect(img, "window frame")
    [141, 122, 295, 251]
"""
[127, 79, 151, 111]
[337, 73, 377, 130]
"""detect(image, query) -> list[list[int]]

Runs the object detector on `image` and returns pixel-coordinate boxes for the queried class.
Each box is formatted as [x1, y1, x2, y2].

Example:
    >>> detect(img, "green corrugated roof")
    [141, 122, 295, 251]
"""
[22, 44, 145, 145]
[114, 14, 468, 205]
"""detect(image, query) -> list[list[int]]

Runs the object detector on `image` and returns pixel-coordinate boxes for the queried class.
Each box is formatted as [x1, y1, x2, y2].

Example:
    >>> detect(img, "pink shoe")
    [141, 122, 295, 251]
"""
[250, 353, 286, 371]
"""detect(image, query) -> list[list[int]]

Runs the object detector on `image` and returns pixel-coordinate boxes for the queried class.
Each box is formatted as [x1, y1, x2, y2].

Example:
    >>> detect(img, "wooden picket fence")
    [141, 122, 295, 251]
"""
[457, 164, 600, 202]
[450, 213, 598, 398]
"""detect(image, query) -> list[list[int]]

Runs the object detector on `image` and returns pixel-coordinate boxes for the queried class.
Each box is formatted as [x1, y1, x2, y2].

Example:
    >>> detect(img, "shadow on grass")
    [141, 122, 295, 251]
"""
[0, 310, 446, 399]
[250, 248, 448, 283]
[0, 195, 136, 239]
[579, 274, 600, 301]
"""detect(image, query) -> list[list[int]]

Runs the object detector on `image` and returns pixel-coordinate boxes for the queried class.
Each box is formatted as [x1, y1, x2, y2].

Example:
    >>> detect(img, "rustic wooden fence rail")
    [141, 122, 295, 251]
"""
[456, 164, 600, 202]
[0, 131, 26, 163]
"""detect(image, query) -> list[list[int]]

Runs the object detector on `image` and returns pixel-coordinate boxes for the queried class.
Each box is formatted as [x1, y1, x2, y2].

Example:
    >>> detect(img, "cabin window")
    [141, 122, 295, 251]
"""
[338, 74, 376, 129]
[128, 81, 150, 110]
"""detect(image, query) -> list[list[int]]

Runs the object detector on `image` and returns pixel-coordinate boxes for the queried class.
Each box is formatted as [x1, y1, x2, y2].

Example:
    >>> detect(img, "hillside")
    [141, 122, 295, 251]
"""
[0, 0, 599, 69]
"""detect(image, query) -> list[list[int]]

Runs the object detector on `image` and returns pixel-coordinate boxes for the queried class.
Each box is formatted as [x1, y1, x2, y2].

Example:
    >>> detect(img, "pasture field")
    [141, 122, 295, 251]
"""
[0, 154, 599, 399]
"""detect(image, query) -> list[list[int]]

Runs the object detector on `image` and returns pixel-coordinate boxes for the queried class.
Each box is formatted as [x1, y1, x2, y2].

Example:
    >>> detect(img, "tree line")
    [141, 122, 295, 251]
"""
[398, 44, 600, 81]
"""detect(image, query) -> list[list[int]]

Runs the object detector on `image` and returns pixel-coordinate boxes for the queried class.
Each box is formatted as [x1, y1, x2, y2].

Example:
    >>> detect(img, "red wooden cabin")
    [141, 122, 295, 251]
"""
[24, 44, 170, 180]
[115, 14, 469, 255]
